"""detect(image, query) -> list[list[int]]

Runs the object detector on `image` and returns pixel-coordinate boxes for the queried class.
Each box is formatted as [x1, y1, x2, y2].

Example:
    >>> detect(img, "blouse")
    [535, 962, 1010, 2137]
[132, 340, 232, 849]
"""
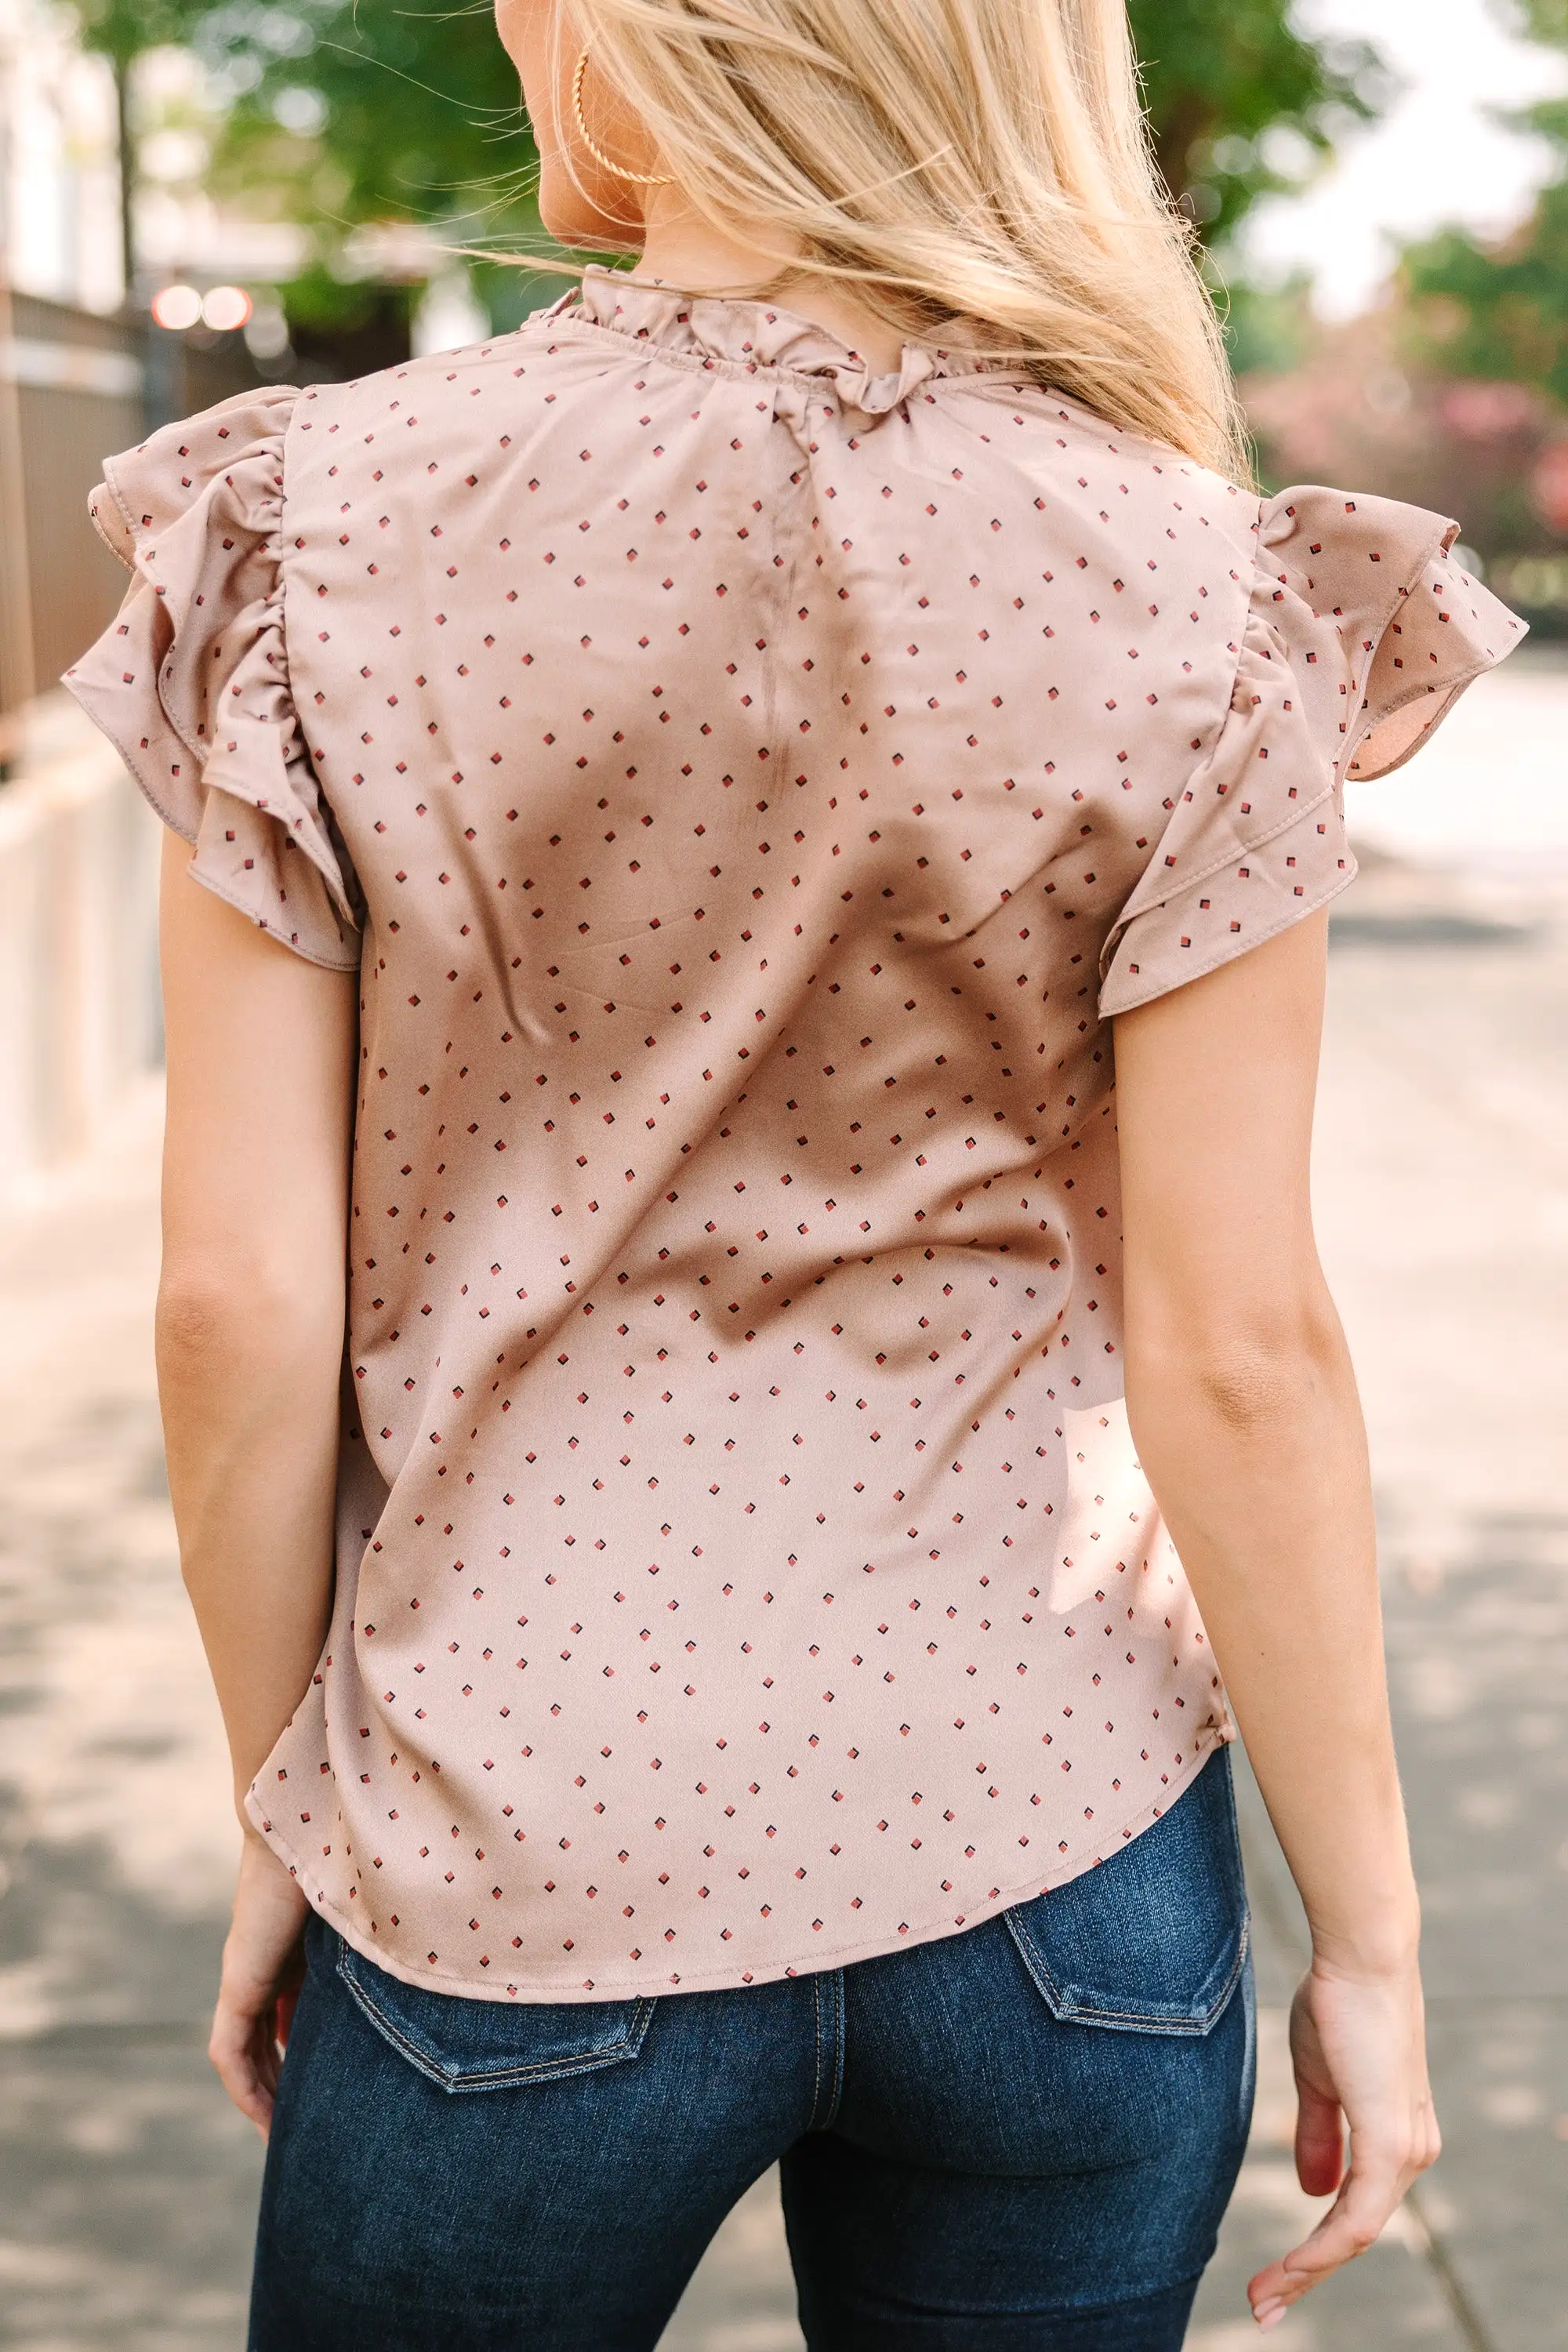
[67, 266, 1523, 2002]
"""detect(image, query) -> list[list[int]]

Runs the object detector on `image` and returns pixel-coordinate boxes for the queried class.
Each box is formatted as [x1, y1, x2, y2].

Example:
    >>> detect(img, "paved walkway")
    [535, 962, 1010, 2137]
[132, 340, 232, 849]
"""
[1, 840, 1563, 2347]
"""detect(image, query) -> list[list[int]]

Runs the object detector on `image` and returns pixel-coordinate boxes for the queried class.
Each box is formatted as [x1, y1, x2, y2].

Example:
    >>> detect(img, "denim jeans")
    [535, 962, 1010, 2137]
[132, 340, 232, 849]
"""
[250, 1748, 1254, 2351]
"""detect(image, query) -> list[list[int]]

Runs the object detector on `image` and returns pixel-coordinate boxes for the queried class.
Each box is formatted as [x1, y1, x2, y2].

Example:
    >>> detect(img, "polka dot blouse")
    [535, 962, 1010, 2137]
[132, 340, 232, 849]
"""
[68, 267, 1524, 2002]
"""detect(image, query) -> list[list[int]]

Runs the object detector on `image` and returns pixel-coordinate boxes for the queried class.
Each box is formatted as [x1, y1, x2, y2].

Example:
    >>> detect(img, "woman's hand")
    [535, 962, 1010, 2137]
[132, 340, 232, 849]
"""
[1248, 1958, 1440, 2328]
[208, 1833, 310, 2140]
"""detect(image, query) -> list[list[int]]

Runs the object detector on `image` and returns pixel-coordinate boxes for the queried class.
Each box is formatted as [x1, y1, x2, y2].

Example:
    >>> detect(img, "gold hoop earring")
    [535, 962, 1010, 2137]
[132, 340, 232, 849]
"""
[572, 45, 673, 187]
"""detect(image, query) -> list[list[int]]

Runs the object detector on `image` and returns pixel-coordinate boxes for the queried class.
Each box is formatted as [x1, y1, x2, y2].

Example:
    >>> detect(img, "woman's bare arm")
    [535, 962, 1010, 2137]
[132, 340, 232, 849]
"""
[1114, 911, 1438, 2327]
[156, 831, 358, 2130]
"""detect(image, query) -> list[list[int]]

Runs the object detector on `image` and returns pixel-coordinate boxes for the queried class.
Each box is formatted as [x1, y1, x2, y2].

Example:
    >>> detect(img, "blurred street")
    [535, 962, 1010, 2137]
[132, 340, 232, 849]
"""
[1, 663, 1566, 2349]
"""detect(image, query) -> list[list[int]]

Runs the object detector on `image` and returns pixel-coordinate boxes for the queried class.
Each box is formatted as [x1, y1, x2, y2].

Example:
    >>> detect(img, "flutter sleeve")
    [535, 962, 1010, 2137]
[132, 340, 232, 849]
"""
[64, 387, 361, 971]
[1098, 485, 1526, 1018]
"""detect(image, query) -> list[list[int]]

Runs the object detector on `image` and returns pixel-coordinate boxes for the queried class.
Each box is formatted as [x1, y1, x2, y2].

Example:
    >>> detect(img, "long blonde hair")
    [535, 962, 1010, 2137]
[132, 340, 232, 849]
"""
[549, 0, 1249, 480]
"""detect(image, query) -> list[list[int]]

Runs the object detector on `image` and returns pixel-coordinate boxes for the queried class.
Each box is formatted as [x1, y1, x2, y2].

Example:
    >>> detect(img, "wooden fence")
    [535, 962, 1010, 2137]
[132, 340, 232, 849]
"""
[0, 293, 365, 1201]
[0, 720, 162, 1203]
[0, 296, 169, 1200]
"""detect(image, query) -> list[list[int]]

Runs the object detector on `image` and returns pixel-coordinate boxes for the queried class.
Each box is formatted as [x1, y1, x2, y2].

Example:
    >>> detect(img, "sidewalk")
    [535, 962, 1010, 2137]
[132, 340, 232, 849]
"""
[0, 880, 1564, 2347]
[0, 1083, 259, 2348]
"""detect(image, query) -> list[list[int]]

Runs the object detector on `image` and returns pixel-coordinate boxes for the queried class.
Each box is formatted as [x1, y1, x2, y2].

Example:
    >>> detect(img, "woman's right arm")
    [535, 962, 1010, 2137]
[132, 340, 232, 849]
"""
[156, 832, 358, 2133]
[1114, 910, 1439, 2330]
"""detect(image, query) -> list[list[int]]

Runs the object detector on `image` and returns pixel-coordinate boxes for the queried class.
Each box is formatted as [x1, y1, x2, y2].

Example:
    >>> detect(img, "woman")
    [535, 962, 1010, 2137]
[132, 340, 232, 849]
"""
[67, 2, 1522, 2344]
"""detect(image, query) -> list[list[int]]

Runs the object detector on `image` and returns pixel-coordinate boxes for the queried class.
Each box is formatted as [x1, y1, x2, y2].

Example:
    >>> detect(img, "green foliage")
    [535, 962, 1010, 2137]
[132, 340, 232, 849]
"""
[189, 2, 532, 245]
[1130, 0, 1384, 242]
[1215, 271, 1319, 378]
[1517, 0, 1568, 42]
[1399, 92, 1568, 410]
[1403, 192, 1568, 410]
[72, 0, 207, 69]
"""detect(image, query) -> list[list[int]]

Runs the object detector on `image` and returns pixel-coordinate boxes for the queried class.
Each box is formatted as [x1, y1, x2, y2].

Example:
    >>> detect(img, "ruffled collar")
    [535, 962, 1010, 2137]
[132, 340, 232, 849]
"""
[556, 263, 1005, 416]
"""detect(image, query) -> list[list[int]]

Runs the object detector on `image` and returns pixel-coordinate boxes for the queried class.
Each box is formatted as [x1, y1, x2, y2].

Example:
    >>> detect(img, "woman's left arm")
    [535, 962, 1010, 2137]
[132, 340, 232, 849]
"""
[154, 831, 358, 2134]
[1114, 911, 1436, 2325]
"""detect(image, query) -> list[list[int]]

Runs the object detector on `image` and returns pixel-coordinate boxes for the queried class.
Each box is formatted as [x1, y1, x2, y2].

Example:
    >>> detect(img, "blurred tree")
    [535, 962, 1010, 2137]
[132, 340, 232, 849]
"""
[1244, 307, 1559, 558]
[1370, 1, 1568, 589]
[1214, 270, 1319, 378]
[1130, 0, 1383, 245]
[188, 0, 539, 330]
[171, 0, 1383, 333]
[1401, 100, 1568, 412]
[72, 0, 209, 292]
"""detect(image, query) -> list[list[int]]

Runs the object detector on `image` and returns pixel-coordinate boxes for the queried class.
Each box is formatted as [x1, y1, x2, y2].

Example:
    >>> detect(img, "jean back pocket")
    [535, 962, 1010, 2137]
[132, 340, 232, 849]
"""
[332, 1930, 656, 2093]
[1004, 1748, 1250, 2036]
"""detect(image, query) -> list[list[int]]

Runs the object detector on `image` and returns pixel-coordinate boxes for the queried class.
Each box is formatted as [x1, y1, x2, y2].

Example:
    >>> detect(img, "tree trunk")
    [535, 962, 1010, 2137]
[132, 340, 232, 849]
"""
[0, 34, 38, 741]
[114, 53, 136, 305]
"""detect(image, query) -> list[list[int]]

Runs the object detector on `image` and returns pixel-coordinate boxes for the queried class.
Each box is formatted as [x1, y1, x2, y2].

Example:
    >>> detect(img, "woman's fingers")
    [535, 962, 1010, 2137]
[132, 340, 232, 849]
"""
[1293, 2074, 1345, 2198]
[1250, 2129, 1418, 2321]
[208, 1988, 284, 2137]
[208, 1835, 310, 2139]
[1247, 1963, 1438, 2327]
[276, 1980, 303, 2053]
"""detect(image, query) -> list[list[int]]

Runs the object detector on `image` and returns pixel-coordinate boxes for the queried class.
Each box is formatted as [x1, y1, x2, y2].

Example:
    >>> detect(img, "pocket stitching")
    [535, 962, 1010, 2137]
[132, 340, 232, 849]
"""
[1004, 1902, 1250, 2037]
[336, 1945, 655, 2091]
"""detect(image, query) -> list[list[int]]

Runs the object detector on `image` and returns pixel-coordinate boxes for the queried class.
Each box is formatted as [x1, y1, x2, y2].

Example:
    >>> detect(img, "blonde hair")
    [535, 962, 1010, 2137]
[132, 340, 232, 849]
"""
[546, 0, 1250, 480]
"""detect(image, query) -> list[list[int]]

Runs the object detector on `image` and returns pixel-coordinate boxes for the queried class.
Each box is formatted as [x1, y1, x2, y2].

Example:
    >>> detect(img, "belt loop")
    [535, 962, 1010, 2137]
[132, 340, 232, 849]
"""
[808, 1969, 845, 2132]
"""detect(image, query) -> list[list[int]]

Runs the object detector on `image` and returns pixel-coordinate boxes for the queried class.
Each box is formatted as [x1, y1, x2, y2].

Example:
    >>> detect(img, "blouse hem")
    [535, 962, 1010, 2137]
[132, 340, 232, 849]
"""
[183, 849, 363, 973]
[1102, 851, 1359, 1019]
[1343, 651, 1501, 782]
[1103, 770, 1342, 964]
[247, 1720, 1232, 2007]
[58, 668, 200, 848]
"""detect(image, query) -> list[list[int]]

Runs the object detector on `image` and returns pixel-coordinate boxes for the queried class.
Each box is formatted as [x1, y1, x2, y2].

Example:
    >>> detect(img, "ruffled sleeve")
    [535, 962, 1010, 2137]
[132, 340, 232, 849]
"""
[63, 387, 361, 971]
[1099, 485, 1525, 1018]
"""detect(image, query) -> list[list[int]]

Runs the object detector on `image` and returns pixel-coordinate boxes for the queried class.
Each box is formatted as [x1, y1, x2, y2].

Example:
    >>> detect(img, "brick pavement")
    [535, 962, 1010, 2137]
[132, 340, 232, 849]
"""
[0, 884, 1563, 2349]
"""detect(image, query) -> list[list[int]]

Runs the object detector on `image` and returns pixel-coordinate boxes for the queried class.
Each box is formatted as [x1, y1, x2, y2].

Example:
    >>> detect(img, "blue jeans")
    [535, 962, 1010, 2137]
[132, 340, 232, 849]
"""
[250, 1749, 1254, 2351]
